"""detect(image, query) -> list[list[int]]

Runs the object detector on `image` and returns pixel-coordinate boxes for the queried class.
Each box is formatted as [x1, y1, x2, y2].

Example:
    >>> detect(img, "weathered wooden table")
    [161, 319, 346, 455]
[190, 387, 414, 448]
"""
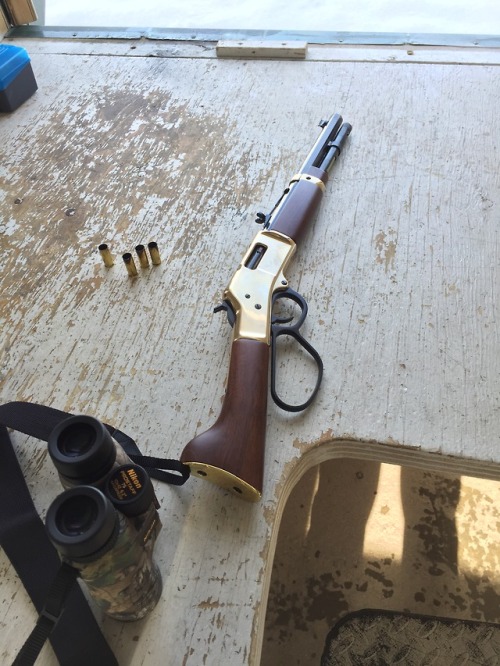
[1, 37, 500, 665]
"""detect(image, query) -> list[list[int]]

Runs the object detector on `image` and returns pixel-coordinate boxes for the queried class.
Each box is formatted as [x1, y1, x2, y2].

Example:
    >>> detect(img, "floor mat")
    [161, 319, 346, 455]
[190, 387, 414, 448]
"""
[322, 609, 500, 665]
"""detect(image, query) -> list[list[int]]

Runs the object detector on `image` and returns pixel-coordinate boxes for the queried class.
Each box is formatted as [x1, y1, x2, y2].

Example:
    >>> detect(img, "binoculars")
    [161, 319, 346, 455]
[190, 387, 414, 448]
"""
[45, 415, 162, 621]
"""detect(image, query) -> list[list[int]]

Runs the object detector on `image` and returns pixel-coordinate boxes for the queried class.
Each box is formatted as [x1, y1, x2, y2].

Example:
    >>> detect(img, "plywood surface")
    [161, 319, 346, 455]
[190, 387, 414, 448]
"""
[1, 38, 500, 665]
[263, 460, 500, 664]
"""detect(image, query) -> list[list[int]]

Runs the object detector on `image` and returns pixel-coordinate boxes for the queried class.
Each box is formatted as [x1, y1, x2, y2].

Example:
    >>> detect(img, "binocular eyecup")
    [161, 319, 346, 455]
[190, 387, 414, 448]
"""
[44, 417, 163, 623]
[48, 415, 116, 482]
[46, 461, 158, 559]
[46, 485, 119, 561]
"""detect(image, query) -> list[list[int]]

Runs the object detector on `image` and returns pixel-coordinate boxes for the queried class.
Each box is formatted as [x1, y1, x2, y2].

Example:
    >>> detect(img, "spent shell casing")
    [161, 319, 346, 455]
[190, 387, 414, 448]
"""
[122, 252, 138, 277]
[99, 243, 114, 268]
[148, 241, 161, 265]
[135, 244, 150, 269]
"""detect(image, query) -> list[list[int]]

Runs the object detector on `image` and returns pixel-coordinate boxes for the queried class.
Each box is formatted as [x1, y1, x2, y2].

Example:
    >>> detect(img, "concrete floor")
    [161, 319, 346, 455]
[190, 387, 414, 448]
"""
[262, 459, 500, 665]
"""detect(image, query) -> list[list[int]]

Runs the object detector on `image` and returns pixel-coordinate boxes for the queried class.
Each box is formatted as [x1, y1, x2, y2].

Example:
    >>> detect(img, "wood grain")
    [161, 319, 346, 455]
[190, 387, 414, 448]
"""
[181, 338, 269, 497]
[269, 171, 326, 244]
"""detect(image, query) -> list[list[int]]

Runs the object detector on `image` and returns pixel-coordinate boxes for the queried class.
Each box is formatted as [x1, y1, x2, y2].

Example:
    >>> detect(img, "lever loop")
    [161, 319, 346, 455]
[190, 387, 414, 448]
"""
[270, 288, 323, 412]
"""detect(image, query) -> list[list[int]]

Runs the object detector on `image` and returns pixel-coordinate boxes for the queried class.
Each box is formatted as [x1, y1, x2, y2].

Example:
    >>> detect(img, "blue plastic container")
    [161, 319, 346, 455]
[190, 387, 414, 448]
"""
[0, 44, 37, 112]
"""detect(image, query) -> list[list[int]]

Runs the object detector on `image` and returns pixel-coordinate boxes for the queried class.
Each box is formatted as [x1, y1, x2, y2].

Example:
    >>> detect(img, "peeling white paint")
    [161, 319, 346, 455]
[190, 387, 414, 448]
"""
[0, 38, 500, 666]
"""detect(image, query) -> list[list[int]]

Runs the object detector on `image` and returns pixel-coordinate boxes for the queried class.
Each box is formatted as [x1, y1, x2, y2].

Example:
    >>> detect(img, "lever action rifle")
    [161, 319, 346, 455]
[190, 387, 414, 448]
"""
[180, 114, 352, 502]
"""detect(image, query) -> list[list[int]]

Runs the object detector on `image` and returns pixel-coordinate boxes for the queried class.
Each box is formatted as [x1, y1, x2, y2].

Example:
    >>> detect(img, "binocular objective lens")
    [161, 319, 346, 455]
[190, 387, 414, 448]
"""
[56, 495, 98, 536]
[57, 423, 97, 457]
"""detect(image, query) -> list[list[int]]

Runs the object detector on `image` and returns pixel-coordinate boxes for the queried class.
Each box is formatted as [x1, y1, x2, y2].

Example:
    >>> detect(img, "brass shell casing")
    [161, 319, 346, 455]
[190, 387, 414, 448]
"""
[98, 243, 114, 267]
[148, 242, 161, 266]
[135, 244, 150, 269]
[122, 253, 138, 277]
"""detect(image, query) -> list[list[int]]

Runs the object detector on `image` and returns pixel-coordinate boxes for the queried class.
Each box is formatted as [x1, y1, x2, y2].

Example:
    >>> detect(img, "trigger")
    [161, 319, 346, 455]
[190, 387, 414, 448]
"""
[214, 300, 236, 328]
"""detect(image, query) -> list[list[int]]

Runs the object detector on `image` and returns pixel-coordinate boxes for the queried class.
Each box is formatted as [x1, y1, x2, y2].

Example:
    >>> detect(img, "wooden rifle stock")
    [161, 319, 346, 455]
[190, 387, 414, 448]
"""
[269, 166, 328, 243]
[180, 338, 269, 502]
[180, 114, 351, 501]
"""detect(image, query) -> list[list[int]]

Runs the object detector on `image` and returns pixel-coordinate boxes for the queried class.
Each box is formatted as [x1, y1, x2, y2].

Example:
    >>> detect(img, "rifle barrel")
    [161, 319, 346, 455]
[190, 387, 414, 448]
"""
[320, 122, 353, 172]
[299, 114, 351, 174]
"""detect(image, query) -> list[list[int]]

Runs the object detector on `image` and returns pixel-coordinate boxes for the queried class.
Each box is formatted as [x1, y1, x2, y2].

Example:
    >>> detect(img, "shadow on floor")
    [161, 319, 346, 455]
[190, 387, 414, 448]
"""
[262, 458, 500, 665]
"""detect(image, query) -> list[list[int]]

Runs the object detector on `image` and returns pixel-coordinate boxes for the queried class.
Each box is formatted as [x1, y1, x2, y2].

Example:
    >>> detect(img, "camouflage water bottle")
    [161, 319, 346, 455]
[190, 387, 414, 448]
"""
[48, 415, 132, 490]
[46, 477, 162, 621]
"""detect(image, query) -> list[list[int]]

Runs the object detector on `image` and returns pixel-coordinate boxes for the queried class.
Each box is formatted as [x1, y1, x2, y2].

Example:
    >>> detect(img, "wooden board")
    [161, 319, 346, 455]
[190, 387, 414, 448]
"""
[0, 6, 10, 35]
[1, 0, 36, 25]
[263, 460, 500, 664]
[216, 40, 307, 59]
[1, 37, 500, 665]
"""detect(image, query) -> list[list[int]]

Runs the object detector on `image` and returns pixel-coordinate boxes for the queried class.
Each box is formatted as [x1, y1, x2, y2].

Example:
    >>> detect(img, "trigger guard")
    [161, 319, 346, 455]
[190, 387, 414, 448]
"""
[272, 287, 308, 329]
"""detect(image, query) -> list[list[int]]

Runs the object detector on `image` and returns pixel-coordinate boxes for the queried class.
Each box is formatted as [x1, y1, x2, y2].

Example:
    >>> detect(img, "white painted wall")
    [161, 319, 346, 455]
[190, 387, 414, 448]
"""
[44, 0, 500, 35]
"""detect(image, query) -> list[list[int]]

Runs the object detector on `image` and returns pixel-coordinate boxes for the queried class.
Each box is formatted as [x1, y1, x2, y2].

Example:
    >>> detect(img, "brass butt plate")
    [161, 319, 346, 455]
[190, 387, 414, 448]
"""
[186, 462, 262, 503]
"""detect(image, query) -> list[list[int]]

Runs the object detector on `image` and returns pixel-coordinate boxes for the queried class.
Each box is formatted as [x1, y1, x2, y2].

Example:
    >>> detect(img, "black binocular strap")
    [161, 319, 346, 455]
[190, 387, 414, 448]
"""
[0, 401, 190, 485]
[13, 563, 79, 666]
[0, 422, 118, 666]
[0, 401, 190, 665]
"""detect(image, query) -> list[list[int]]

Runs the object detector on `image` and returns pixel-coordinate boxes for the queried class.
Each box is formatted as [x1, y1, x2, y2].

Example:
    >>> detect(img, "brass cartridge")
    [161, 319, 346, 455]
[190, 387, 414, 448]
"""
[148, 242, 161, 266]
[135, 244, 150, 269]
[98, 243, 114, 267]
[122, 253, 138, 277]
